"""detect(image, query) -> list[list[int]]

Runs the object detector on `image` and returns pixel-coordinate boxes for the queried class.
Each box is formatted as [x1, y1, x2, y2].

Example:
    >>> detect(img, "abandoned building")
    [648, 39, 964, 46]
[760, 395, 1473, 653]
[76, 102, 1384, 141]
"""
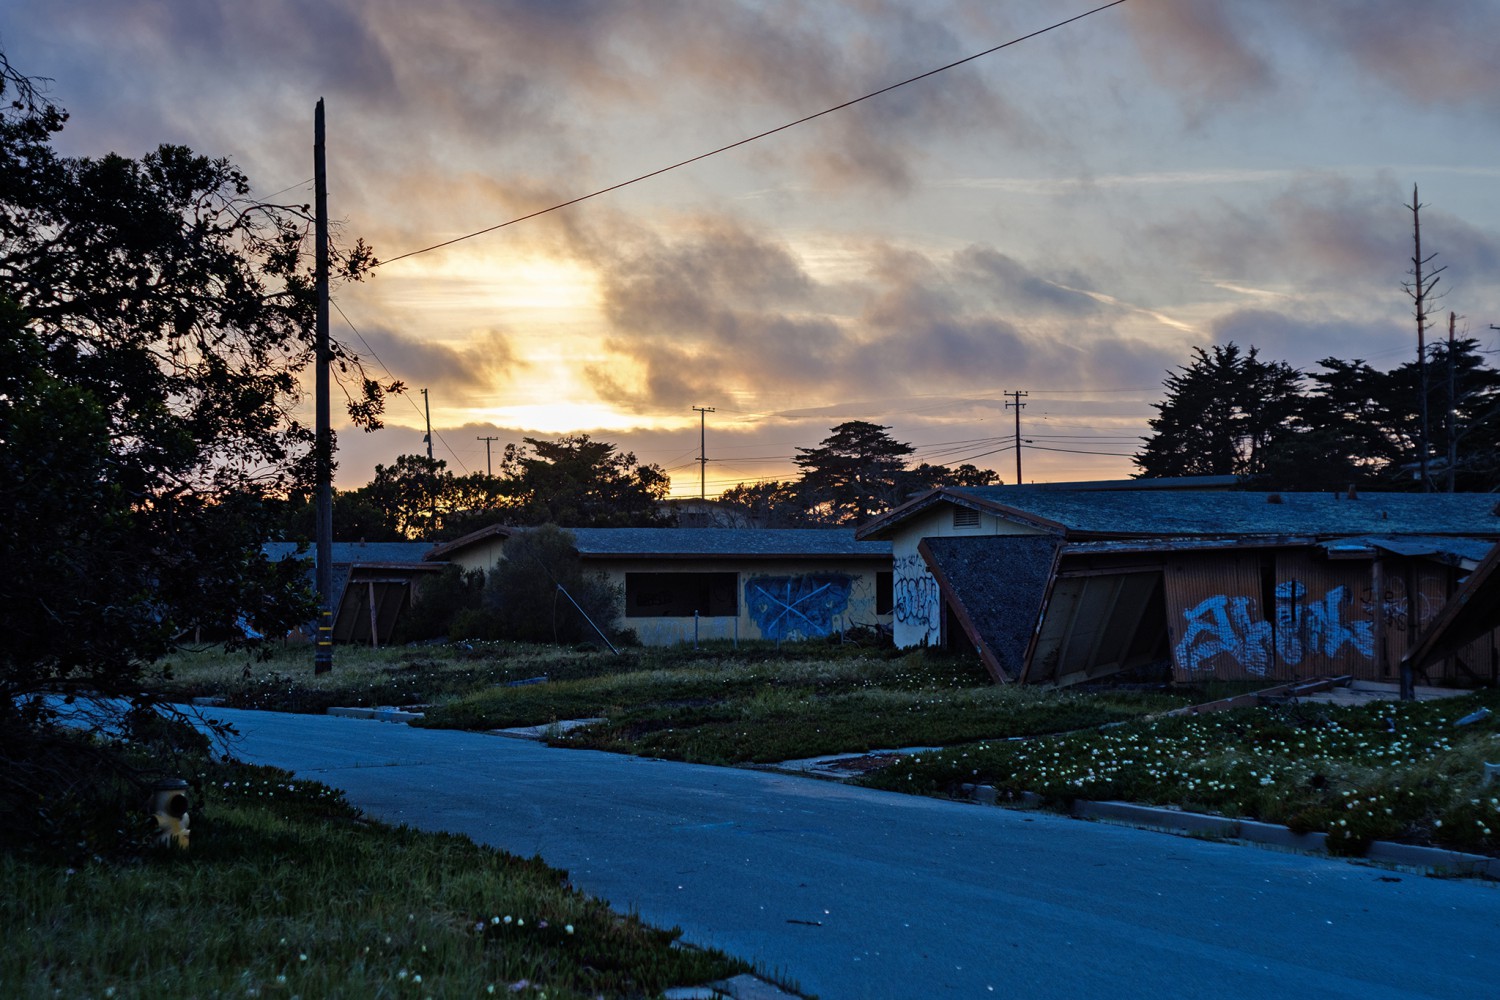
[427, 526, 893, 645]
[263, 540, 446, 647]
[856, 485, 1500, 687]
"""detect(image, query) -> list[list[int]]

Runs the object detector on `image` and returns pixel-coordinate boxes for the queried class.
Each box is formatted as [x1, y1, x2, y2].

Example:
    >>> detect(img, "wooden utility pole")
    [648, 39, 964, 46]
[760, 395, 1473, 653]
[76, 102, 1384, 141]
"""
[477, 435, 499, 477]
[421, 388, 433, 460]
[693, 405, 715, 499]
[1005, 391, 1028, 484]
[313, 98, 333, 674]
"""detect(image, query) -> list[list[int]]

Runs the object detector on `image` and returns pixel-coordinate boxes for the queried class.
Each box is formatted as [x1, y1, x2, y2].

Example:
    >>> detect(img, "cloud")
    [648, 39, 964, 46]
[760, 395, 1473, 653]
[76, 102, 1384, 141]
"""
[1122, 0, 1273, 110]
[563, 210, 1186, 414]
[1286, 1, 1500, 112]
[1143, 176, 1407, 291]
[1207, 309, 1410, 368]
[341, 323, 521, 399]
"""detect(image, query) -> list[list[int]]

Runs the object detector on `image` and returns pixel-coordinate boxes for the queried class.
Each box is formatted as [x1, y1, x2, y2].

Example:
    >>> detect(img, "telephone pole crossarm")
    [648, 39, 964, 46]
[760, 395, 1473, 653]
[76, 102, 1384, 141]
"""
[692, 406, 716, 499]
[1004, 390, 1028, 485]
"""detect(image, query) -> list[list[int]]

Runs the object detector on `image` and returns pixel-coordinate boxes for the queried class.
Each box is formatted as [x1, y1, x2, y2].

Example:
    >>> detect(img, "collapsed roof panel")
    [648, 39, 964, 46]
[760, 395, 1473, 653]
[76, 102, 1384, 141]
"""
[919, 534, 1062, 683]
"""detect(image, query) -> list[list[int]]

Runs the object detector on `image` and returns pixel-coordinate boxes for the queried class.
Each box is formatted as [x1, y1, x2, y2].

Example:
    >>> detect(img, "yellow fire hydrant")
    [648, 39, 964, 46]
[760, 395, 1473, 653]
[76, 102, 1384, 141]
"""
[148, 778, 191, 849]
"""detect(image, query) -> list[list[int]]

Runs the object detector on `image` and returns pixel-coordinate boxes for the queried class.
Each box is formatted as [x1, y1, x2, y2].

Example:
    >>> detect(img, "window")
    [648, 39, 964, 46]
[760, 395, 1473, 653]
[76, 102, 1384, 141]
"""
[953, 507, 980, 528]
[876, 571, 893, 615]
[625, 572, 738, 617]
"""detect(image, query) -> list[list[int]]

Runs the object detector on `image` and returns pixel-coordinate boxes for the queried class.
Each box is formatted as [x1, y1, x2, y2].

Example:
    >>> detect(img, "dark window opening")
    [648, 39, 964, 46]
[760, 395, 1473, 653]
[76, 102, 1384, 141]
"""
[625, 572, 738, 618]
[875, 571, 894, 615]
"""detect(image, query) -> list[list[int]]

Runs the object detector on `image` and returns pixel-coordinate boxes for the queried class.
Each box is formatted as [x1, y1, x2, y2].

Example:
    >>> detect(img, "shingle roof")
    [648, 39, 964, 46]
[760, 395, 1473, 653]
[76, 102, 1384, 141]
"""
[427, 526, 889, 560]
[568, 527, 889, 559]
[862, 487, 1500, 540]
[262, 541, 442, 566]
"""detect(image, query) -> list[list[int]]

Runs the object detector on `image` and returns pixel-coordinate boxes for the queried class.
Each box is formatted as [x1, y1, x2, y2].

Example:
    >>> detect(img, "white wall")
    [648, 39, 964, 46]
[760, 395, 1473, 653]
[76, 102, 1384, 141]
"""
[888, 503, 1043, 648]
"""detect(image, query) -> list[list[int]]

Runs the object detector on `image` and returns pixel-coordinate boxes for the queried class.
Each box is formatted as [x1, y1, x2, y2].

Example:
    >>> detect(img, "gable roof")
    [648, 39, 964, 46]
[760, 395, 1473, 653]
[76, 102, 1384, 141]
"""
[427, 525, 891, 562]
[859, 487, 1500, 541]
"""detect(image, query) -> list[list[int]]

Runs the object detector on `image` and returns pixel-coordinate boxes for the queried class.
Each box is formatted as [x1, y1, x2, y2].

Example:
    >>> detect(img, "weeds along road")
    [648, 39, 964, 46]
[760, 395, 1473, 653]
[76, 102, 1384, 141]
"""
[202, 706, 1500, 1000]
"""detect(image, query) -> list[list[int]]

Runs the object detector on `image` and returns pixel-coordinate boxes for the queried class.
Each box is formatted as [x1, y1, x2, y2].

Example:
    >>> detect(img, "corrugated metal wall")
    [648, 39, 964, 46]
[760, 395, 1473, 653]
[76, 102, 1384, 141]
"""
[1162, 547, 1493, 684]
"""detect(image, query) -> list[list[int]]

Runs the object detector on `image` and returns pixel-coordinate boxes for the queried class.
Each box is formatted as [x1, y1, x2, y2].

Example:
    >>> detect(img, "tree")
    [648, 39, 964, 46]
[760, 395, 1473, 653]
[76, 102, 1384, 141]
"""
[794, 421, 915, 525]
[718, 479, 814, 527]
[898, 462, 1001, 497]
[1135, 344, 1305, 478]
[459, 525, 622, 644]
[497, 434, 672, 527]
[0, 53, 385, 853]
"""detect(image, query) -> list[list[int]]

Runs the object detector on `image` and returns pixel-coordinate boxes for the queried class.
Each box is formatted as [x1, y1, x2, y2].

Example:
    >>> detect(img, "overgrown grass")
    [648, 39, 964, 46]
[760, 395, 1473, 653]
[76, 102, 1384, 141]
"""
[157, 640, 631, 713]
[3, 761, 748, 998]
[861, 690, 1500, 857]
[419, 651, 1185, 764]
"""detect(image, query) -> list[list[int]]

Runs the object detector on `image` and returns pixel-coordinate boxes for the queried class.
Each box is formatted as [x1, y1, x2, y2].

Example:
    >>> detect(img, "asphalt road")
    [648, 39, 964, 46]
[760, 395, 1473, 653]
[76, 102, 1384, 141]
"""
[200, 706, 1500, 1000]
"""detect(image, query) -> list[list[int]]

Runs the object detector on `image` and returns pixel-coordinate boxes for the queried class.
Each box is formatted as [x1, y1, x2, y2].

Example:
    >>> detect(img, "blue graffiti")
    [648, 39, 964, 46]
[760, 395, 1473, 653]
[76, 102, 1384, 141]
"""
[744, 574, 854, 640]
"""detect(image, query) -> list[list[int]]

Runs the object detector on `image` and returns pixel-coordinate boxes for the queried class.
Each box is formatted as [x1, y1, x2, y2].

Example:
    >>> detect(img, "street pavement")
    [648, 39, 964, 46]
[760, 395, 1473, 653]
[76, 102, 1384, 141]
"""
[200, 706, 1500, 1000]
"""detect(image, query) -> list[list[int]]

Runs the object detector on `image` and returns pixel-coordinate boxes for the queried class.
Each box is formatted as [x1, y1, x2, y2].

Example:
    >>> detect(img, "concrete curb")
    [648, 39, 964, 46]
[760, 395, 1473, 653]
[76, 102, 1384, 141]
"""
[662, 974, 806, 999]
[326, 706, 426, 723]
[1035, 792, 1500, 878]
[488, 718, 607, 740]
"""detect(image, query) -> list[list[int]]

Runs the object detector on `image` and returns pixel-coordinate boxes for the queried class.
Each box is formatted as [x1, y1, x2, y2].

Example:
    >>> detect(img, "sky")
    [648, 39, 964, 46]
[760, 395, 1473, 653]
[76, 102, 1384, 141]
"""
[7, 0, 1500, 495]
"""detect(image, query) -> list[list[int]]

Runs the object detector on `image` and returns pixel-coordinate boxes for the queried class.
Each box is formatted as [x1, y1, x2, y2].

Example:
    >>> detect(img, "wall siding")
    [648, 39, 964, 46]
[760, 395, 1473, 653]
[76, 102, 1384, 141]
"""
[596, 558, 889, 646]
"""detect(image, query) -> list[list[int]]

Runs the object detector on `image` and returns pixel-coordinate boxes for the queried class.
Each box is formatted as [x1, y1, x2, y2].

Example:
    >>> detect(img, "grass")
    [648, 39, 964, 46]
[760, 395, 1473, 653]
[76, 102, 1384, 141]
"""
[3, 760, 748, 999]
[414, 649, 1185, 763]
[860, 689, 1500, 857]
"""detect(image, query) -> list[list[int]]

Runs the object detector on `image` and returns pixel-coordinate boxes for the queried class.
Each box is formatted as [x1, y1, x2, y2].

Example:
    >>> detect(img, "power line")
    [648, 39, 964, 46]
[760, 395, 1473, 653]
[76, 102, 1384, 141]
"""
[376, 0, 1132, 267]
[329, 298, 471, 474]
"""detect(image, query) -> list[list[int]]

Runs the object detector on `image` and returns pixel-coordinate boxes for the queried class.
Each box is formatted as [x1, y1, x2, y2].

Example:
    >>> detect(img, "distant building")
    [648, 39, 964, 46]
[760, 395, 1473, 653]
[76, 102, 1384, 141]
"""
[264, 541, 446, 646]
[857, 485, 1500, 687]
[428, 526, 893, 646]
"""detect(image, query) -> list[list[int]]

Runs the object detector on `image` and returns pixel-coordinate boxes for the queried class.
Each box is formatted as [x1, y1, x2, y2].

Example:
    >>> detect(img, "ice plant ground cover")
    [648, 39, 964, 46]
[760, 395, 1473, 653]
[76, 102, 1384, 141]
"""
[860, 690, 1500, 857]
[3, 760, 747, 998]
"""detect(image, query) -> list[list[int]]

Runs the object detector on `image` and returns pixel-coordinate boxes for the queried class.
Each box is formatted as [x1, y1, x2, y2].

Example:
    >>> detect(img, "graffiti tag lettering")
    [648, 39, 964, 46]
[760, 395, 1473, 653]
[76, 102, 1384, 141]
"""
[892, 554, 941, 640]
[1176, 580, 1374, 675]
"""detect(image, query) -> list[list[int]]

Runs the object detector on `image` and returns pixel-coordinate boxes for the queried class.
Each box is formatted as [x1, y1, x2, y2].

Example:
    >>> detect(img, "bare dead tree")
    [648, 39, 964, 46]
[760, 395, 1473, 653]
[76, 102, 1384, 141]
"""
[1403, 185, 1445, 492]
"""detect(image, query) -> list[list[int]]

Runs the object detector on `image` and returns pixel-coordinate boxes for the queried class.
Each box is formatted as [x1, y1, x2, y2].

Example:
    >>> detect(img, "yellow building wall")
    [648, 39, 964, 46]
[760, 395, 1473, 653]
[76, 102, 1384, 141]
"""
[443, 537, 507, 576]
[595, 558, 890, 647]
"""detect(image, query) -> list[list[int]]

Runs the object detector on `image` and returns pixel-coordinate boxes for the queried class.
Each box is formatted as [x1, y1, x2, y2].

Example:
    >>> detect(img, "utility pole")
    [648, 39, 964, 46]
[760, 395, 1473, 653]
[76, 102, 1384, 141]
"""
[421, 388, 433, 460]
[693, 406, 715, 499]
[477, 435, 500, 477]
[313, 99, 333, 675]
[1004, 391, 1028, 485]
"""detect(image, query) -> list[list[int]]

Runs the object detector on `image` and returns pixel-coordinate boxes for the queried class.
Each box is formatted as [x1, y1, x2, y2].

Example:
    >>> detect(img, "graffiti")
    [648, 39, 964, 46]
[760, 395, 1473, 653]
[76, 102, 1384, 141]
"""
[1361, 578, 1410, 630]
[1176, 595, 1274, 675]
[892, 554, 941, 639]
[744, 574, 853, 641]
[1359, 576, 1443, 633]
[1176, 581, 1374, 675]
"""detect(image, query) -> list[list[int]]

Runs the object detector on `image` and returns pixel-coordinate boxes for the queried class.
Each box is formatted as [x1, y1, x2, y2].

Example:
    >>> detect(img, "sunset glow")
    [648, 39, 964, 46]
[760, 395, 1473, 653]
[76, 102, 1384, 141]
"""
[13, 0, 1499, 491]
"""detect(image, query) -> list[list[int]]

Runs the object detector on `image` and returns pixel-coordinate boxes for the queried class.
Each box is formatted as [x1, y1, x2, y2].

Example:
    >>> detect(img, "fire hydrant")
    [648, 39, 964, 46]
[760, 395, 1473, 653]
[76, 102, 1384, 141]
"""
[148, 778, 191, 849]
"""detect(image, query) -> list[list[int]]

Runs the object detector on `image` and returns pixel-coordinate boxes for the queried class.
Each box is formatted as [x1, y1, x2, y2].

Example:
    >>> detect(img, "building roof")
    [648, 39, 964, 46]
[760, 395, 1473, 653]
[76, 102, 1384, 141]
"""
[427, 525, 891, 562]
[263, 541, 443, 565]
[858, 487, 1500, 541]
